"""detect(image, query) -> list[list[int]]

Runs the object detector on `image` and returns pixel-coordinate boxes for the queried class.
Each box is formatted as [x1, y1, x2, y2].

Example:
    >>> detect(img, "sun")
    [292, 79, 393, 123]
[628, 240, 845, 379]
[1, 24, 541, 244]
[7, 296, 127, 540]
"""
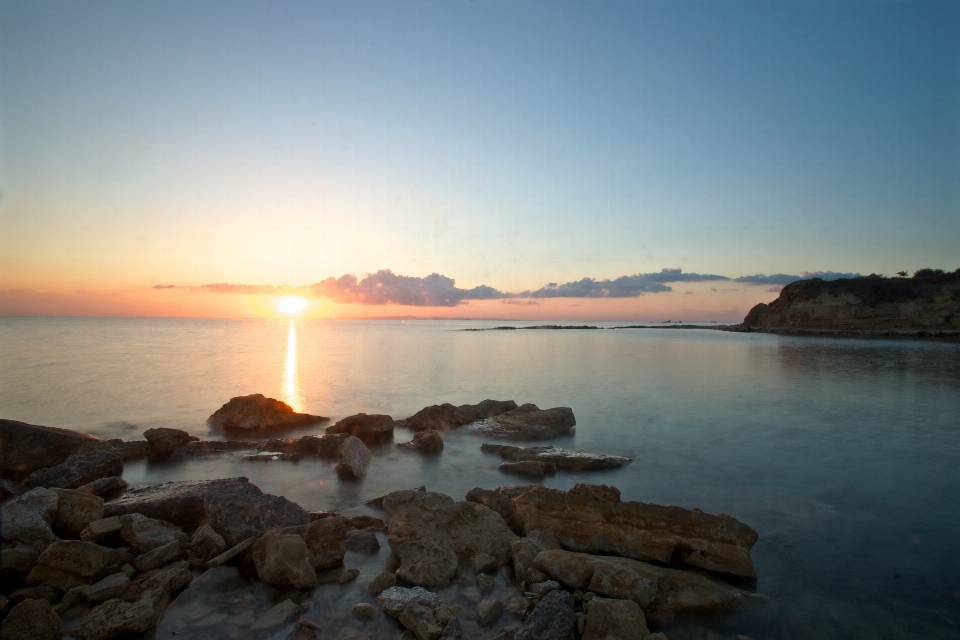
[277, 296, 307, 315]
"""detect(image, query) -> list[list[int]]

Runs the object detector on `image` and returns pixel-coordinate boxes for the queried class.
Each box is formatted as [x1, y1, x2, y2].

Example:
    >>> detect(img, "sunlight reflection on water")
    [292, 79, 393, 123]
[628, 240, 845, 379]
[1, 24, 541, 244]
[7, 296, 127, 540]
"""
[282, 319, 303, 412]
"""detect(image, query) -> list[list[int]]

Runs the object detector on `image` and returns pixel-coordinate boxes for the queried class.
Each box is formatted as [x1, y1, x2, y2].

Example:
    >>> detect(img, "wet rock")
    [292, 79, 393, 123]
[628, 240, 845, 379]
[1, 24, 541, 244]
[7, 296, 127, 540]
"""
[120, 513, 186, 552]
[377, 585, 440, 617]
[0, 598, 61, 640]
[327, 413, 395, 443]
[169, 565, 246, 605]
[471, 552, 498, 573]
[476, 573, 496, 591]
[530, 580, 561, 597]
[399, 429, 445, 453]
[345, 514, 387, 531]
[52, 489, 104, 538]
[103, 477, 247, 530]
[242, 451, 302, 462]
[122, 561, 192, 602]
[483, 443, 631, 471]
[143, 428, 195, 458]
[208, 394, 328, 432]
[203, 479, 310, 547]
[9, 585, 60, 605]
[345, 529, 380, 554]
[382, 490, 518, 587]
[27, 540, 115, 591]
[499, 461, 556, 478]
[168, 439, 258, 459]
[533, 548, 745, 622]
[439, 617, 464, 640]
[582, 597, 649, 640]
[273, 515, 347, 570]
[399, 602, 445, 640]
[337, 568, 360, 584]
[252, 533, 317, 588]
[1, 547, 39, 575]
[77, 476, 128, 501]
[258, 433, 349, 458]
[0, 418, 102, 480]
[1, 487, 59, 549]
[80, 517, 121, 542]
[470, 404, 576, 440]
[190, 524, 226, 560]
[477, 598, 504, 626]
[367, 571, 397, 594]
[512, 484, 758, 580]
[21, 450, 123, 491]
[402, 399, 518, 432]
[336, 436, 372, 480]
[511, 529, 561, 583]
[82, 572, 130, 602]
[74, 589, 169, 640]
[250, 598, 300, 630]
[515, 589, 577, 640]
[351, 602, 380, 619]
[134, 539, 181, 572]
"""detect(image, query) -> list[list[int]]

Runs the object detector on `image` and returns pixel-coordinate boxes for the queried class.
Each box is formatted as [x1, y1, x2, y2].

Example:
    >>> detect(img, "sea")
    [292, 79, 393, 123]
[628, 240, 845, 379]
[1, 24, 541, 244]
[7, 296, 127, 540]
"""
[1, 317, 958, 640]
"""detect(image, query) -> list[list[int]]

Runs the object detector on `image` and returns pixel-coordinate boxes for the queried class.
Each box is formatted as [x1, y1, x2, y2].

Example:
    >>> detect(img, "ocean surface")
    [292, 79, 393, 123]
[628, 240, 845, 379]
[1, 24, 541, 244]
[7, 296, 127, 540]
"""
[1, 317, 959, 639]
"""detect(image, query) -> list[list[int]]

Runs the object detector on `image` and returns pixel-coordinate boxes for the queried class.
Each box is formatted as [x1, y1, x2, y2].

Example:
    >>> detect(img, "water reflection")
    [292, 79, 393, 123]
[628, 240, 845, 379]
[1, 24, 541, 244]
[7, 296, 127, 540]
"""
[282, 320, 303, 412]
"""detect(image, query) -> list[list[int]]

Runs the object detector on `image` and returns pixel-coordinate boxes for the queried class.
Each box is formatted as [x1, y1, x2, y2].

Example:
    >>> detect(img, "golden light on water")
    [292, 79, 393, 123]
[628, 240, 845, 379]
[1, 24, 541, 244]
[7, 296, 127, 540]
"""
[278, 296, 307, 315]
[282, 319, 303, 412]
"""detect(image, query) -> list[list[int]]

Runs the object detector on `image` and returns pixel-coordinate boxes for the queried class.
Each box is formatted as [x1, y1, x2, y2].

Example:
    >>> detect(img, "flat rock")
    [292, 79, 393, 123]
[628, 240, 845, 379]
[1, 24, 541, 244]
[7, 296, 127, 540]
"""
[204, 479, 310, 547]
[483, 443, 631, 471]
[134, 539, 181, 572]
[499, 461, 556, 477]
[21, 450, 123, 491]
[82, 572, 130, 602]
[143, 428, 196, 458]
[80, 516, 121, 542]
[0, 418, 102, 480]
[336, 436, 371, 480]
[0, 597, 61, 640]
[382, 490, 517, 587]
[326, 413, 395, 443]
[8, 585, 59, 604]
[470, 404, 576, 440]
[168, 440, 258, 459]
[122, 561, 192, 602]
[377, 585, 440, 617]
[512, 484, 758, 580]
[208, 393, 328, 432]
[27, 540, 116, 591]
[252, 533, 317, 588]
[74, 590, 169, 640]
[1, 487, 60, 549]
[120, 513, 186, 552]
[582, 597, 649, 640]
[398, 429, 444, 453]
[258, 433, 349, 458]
[77, 476, 128, 501]
[515, 589, 577, 640]
[103, 477, 247, 531]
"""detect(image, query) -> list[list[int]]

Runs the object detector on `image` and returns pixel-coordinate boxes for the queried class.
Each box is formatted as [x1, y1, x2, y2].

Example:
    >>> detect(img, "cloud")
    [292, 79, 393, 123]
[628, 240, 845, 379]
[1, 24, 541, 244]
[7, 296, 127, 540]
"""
[519, 268, 729, 299]
[736, 271, 861, 285]
[309, 270, 506, 307]
[501, 299, 539, 306]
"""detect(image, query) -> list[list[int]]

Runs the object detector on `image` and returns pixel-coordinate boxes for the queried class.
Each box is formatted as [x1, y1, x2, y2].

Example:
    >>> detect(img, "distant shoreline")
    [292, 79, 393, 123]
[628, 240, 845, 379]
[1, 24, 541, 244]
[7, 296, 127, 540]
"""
[461, 324, 959, 341]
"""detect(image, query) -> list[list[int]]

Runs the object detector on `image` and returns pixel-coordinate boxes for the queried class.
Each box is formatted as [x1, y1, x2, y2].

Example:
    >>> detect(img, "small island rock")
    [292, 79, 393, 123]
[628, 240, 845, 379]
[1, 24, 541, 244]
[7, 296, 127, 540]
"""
[208, 394, 328, 432]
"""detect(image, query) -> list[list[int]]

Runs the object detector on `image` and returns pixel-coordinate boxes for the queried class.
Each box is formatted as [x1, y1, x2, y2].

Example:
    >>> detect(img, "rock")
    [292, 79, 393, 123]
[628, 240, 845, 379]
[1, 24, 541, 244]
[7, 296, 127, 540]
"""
[337, 568, 360, 584]
[271, 516, 347, 570]
[327, 413, 395, 443]
[122, 561, 192, 601]
[399, 603, 445, 640]
[345, 515, 387, 531]
[435, 604, 455, 627]
[533, 549, 744, 622]
[80, 517, 121, 542]
[250, 598, 300, 630]
[470, 405, 576, 440]
[134, 539, 181, 572]
[0, 418, 102, 480]
[1, 487, 59, 549]
[252, 533, 317, 588]
[9, 585, 60, 605]
[52, 489, 104, 538]
[190, 524, 226, 559]
[398, 429, 445, 453]
[367, 571, 397, 594]
[1, 547, 39, 575]
[644, 634, 669, 640]
[336, 436, 372, 480]
[499, 461, 556, 478]
[483, 443, 631, 471]
[119, 513, 186, 552]
[377, 586, 440, 617]
[203, 479, 310, 547]
[512, 484, 758, 580]
[103, 477, 247, 530]
[82, 572, 130, 602]
[168, 439, 258, 459]
[74, 590, 169, 640]
[77, 476, 128, 501]
[464, 486, 531, 533]
[0, 598, 61, 640]
[439, 617, 464, 640]
[205, 536, 255, 567]
[382, 490, 518, 587]
[471, 552, 498, 573]
[27, 540, 115, 591]
[582, 597, 649, 640]
[530, 580, 561, 597]
[345, 529, 380, 554]
[112, 440, 152, 460]
[168, 565, 246, 605]
[258, 433, 349, 458]
[351, 602, 380, 619]
[21, 450, 123, 491]
[402, 400, 518, 432]
[241, 451, 302, 462]
[477, 598, 503, 626]
[143, 428, 195, 458]
[476, 572, 496, 591]
[511, 529, 561, 583]
[515, 589, 577, 640]
[208, 394, 328, 432]
[492, 627, 518, 640]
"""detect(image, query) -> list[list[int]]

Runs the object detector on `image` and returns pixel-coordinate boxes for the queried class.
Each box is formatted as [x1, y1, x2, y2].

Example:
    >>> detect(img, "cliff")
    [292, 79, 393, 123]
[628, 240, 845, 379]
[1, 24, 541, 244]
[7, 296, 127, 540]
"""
[741, 269, 960, 334]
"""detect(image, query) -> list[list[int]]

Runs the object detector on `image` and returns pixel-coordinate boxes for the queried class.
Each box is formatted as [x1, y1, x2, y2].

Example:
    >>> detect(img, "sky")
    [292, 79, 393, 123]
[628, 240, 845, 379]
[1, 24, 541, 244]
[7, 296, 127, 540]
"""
[1, 0, 957, 321]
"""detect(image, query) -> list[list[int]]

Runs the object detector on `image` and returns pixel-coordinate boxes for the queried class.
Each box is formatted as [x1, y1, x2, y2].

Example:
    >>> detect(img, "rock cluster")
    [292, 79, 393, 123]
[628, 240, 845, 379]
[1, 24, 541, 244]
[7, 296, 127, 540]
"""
[399, 399, 518, 431]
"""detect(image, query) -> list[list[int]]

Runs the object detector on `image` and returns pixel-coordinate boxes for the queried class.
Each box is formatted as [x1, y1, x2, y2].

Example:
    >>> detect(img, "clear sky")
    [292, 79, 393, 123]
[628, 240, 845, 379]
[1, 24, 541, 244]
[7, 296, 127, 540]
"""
[1, 0, 957, 320]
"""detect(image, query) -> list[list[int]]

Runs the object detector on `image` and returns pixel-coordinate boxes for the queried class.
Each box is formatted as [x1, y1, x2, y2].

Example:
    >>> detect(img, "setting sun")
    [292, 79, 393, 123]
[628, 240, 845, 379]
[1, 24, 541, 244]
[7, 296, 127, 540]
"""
[277, 296, 306, 315]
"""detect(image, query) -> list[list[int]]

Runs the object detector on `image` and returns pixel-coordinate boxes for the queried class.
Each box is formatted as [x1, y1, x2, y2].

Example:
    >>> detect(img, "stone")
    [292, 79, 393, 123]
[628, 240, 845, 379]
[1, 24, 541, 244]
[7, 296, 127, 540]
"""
[367, 571, 397, 594]
[1, 487, 60, 549]
[377, 586, 440, 617]
[345, 514, 387, 531]
[271, 515, 347, 570]
[439, 617, 464, 640]
[58, 586, 85, 611]
[398, 429, 445, 453]
[122, 561, 192, 602]
[203, 479, 310, 547]
[250, 598, 300, 630]
[9, 585, 60, 604]
[134, 539, 181, 572]
[190, 523, 226, 559]
[464, 486, 529, 533]
[258, 433, 349, 458]
[1, 547, 39, 575]
[337, 568, 360, 584]
[402, 399, 518, 432]
[208, 394, 328, 432]
[74, 590, 169, 640]
[435, 604, 455, 626]
[241, 451, 302, 462]
[27, 540, 114, 591]
[533, 549, 744, 622]
[0, 478, 16, 500]
[52, 488, 104, 538]
[515, 589, 577, 640]
[252, 533, 317, 588]
[582, 597, 649, 640]
[0, 418, 102, 480]
[499, 461, 556, 478]
[169, 565, 246, 605]
[21, 450, 123, 491]
[120, 513, 185, 552]
[471, 552, 498, 573]
[492, 627, 518, 640]
[143, 427, 195, 457]
[327, 413, 395, 443]
[168, 440, 258, 459]
[382, 490, 518, 587]
[482, 443, 631, 471]
[476, 572, 496, 591]
[345, 529, 380, 554]
[512, 484, 758, 580]
[0, 598, 61, 640]
[82, 572, 130, 602]
[336, 436, 372, 479]
[511, 529, 561, 583]
[471, 404, 576, 440]
[205, 536, 255, 567]
[77, 476, 128, 500]
[398, 602, 444, 640]
[113, 440, 152, 460]
[351, 602, 380, 619]
[530, 580, 561, 597]
[103, 478, 248, 529]
[645, 634, 669, 640]
[477, 598, 504, 626]
[80, 517, 121, 542]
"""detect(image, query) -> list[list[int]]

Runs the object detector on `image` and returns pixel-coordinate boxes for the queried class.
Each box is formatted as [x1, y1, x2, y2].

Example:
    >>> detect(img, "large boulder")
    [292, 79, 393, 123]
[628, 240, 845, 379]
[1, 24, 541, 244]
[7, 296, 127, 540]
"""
[398, 429, 444, 453]
[208, 394, 328, 432]
[382, 490, 517, 587]
[266, 516, 346, 570]
[26, 540, 118, 591]
[0, 418, 102, 480]
[258, 433, 349, 458]
[336, 436, 371, 480]
[21, 450, 123, 491]
[1, 487, 60, 549]
[533, 549, 745, 622]
[52, 488, 104, 538]
[326, 413, 395, 443]
[252, 533, 317, 588]
[470, 404, 576, 440]
[482, 443, 631, 471]
[401, 399, 517, 432]
[515, 589, 577, 640]
[103, 477, 247, 530]
[143, 428, 196, 458]
[582, 597, 649, 640]
[0, 598, 61, 640]
[203, 480, 310, 547]
[511, 484, 758, 580]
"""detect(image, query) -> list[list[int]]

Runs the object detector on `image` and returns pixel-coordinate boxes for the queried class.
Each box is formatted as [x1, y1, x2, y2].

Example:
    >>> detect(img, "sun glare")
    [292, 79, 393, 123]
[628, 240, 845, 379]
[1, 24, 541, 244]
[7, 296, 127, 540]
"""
[278, 296, 306, 315]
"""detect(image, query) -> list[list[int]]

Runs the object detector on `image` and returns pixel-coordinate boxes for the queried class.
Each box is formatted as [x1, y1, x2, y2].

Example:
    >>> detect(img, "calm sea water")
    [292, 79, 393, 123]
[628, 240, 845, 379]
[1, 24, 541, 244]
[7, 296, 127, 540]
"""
[1, 317, 959, 639]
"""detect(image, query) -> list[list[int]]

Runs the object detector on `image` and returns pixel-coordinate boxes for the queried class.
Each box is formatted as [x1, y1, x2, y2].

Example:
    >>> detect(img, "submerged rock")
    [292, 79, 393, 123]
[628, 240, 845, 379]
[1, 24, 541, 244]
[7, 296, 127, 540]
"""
[499, 460, 556, 478]
[515, 589, 577, 640]
[21, 450, 123, 491]
[0, 418, 103, 480]
[471, 405, 576, 440]
[398, 429, 445, 453]
[169, 440, 258, 459]
[258, 433, 349, 458]
[208, 394, 328, 432]
[336, 436, 372, 480]
[326, 413, 395, 443]
[482, 443, 631, 471]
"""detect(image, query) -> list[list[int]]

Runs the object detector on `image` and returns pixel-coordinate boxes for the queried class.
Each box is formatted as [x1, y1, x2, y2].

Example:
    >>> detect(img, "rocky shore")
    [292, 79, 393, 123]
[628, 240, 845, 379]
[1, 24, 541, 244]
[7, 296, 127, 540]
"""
[1, 397, 761, 640]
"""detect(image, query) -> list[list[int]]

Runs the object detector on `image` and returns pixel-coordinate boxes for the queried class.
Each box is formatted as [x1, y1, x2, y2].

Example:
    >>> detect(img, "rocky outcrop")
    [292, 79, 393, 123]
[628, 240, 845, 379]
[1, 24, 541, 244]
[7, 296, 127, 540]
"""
[326, 413, 394, 443]
[381, 490, 518, 587]
[482, 443, 631, 471]
[143, 428, 196, 458]
[21, 450, 123, 491]
[399, 429, 444, 453]
[0, 419, 102, 480]
[336, 436, 371, 479]
[512, 484, 758, 580]
[208, 394, 328, 432]
[400, 399, 518, 432]
[471, 404, 576, 440]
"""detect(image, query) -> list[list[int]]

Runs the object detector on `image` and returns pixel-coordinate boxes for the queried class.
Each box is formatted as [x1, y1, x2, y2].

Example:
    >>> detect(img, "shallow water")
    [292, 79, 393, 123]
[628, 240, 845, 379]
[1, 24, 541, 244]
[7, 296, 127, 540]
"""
[2, 317, 959, 639]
